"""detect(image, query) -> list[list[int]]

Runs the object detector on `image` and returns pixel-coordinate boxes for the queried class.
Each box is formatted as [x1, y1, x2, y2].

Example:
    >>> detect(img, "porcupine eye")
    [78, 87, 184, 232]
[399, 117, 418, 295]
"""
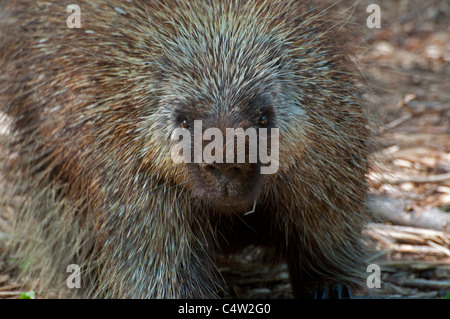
[180, 119, 189, 129]
[259, 115, 269, 127]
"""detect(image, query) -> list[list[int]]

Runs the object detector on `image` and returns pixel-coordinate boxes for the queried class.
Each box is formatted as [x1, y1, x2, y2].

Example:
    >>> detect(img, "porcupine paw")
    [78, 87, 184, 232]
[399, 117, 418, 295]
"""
[313, 283, 352, 299]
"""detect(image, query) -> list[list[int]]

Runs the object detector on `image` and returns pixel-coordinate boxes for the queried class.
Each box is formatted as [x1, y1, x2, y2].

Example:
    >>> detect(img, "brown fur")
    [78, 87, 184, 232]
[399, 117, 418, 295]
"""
[0, 0, 370, 298]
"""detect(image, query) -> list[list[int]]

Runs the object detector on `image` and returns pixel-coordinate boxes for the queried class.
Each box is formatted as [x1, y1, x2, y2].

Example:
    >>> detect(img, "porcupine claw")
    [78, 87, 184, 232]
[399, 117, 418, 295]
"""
[313, 283, 352, 299]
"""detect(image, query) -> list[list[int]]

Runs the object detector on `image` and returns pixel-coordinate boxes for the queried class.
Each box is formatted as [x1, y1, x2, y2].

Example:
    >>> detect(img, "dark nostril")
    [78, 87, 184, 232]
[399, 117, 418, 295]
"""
[223, 167, 241, 180]
[205, 164, 222, 179]
[204, 164, 242, 181]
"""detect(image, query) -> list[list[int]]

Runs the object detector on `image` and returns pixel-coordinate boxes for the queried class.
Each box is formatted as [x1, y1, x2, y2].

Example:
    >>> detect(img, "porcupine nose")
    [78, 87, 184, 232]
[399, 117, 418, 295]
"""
[204, 163, 245, 181]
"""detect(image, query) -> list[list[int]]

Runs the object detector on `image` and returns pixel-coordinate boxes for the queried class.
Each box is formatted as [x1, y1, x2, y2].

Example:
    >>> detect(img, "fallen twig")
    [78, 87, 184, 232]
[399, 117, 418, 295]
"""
[380, 172, 450, 185]
[0, 291, 22, 297]
[401, 279, 450, 290]
[390, 243, 448, 255]
[368, 196, 450, 232]
[376, 260, 450, 270]
[426, 240, 450, 257]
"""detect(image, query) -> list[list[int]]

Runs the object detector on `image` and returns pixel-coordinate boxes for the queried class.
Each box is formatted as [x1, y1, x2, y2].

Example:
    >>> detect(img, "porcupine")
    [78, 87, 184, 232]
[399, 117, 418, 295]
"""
[0, 0, 370, 298]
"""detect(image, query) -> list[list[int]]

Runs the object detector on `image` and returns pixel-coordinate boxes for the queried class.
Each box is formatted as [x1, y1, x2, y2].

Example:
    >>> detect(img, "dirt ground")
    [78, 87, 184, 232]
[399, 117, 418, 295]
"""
[0, 0, 449, 299]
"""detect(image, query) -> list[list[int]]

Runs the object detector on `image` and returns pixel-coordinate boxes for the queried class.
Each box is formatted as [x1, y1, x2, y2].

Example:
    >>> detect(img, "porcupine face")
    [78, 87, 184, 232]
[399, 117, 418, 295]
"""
[171, 93, 278, 213]
[157, 54, 283, 213]
[151, 3, 291, 213]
